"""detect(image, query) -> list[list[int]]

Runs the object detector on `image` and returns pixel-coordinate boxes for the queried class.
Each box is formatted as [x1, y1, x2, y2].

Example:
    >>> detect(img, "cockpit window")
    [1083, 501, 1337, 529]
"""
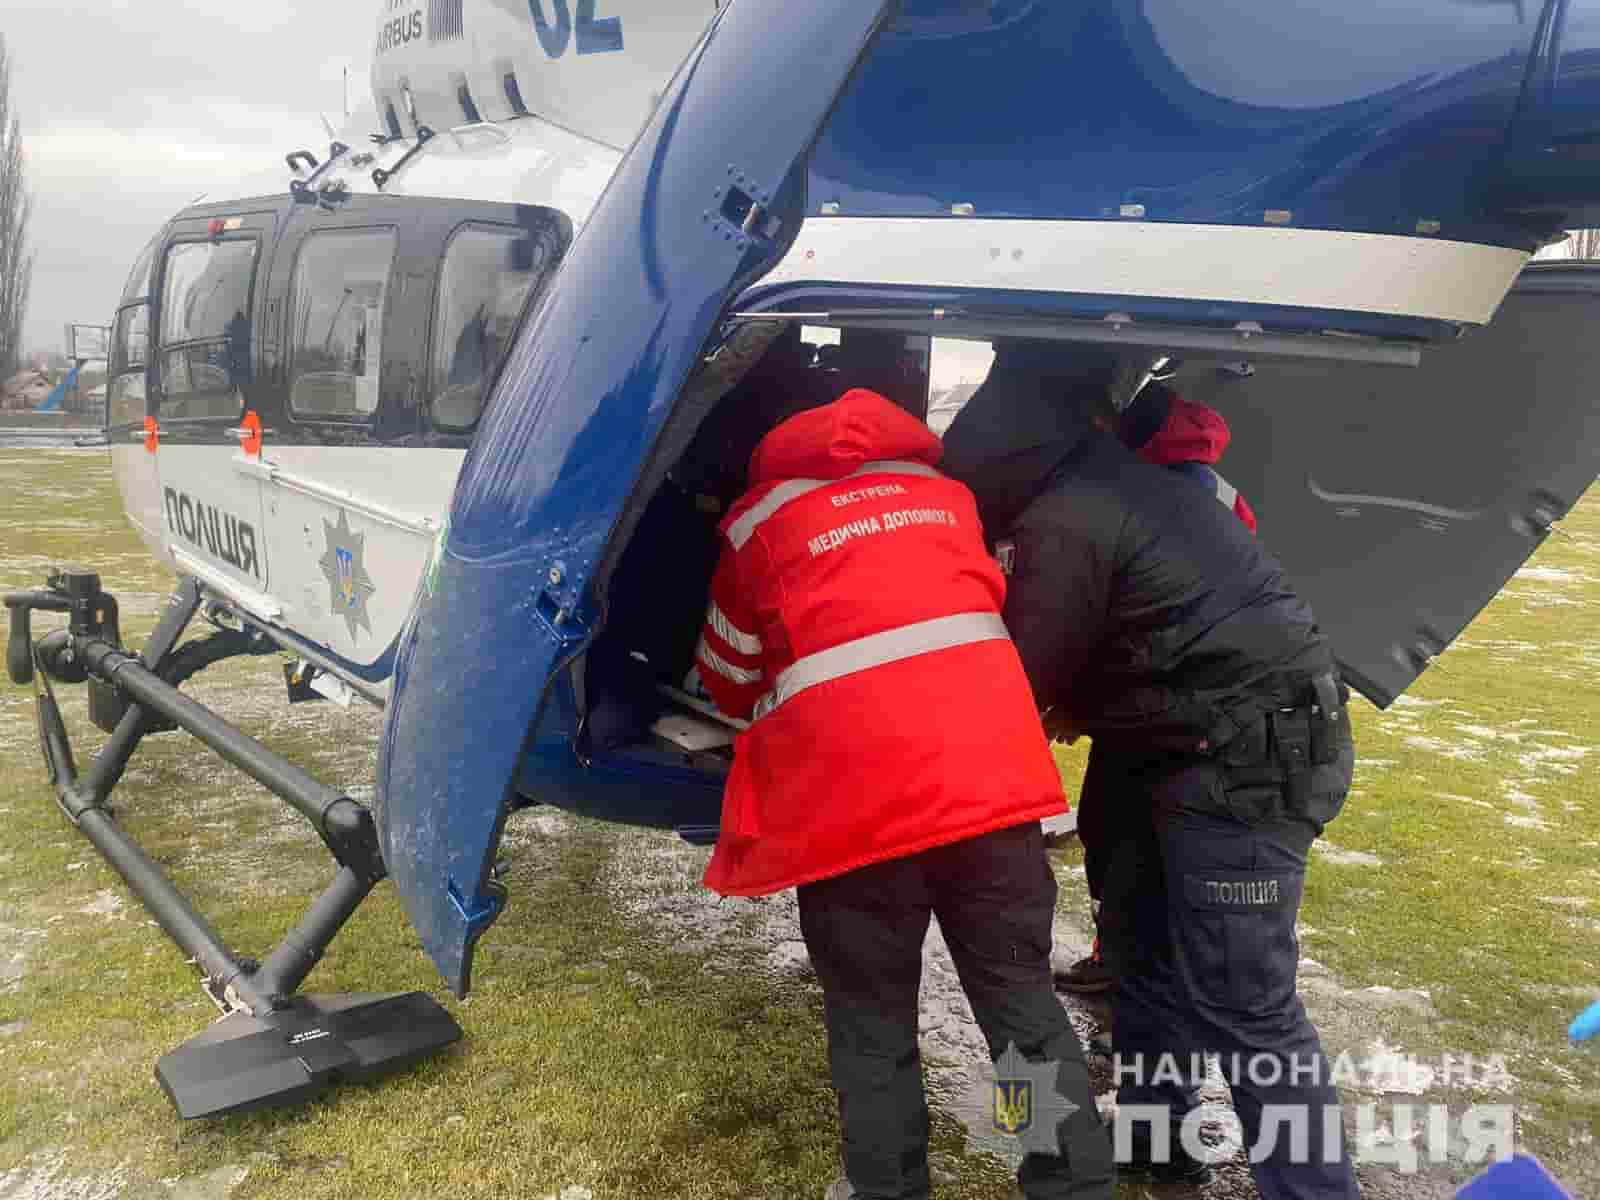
[157, 238, 258, 420]
[111, 304, 149, 376]
[107, 304, 150, 427]
[121, 234, 160, 307]
[288, 228, 398, 420]
[428, 222, 559, 433]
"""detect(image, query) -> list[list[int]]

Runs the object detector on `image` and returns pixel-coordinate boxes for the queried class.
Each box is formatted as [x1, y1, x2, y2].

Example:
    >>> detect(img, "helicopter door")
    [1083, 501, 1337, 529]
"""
[152, 213, 276, 615]
[106, 234, 162, 559]
[376, 0, 899, 996]
[1165, 262, 1600, 707]
[258, 217, 413, 674]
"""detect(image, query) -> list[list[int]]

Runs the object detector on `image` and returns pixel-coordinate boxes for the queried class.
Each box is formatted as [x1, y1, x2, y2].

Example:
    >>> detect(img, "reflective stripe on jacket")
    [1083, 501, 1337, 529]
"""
[698, 389, 1067, 897]
[1170, 461, 1259, 533]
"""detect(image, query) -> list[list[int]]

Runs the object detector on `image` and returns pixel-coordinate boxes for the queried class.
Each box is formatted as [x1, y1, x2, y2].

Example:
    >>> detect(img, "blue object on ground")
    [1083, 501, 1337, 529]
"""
[1571, 999, 1600, 1042]
[1455, 1155, 1571, 1198]
[34, 364, 79, 413]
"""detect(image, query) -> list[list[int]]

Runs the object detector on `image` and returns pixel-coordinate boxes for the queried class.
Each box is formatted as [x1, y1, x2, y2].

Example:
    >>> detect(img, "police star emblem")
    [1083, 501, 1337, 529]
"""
[318, 509, 377, 640]
[960, 1042, 1080, 1169]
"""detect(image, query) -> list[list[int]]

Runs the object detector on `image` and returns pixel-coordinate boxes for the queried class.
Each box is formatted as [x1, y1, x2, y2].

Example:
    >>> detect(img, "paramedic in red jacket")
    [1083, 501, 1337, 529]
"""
[696, 388, 1113, 1200]
[1119, 380, 1258, 531]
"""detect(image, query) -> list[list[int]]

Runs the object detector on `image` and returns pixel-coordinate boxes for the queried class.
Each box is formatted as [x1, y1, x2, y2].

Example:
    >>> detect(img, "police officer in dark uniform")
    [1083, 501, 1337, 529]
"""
[941, 342, 1359, 1200]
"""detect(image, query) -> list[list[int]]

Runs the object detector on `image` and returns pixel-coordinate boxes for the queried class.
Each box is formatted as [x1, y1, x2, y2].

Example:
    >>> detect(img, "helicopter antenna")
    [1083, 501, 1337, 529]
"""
[320, 112, 338, 139]
[344, 67, 350, 119]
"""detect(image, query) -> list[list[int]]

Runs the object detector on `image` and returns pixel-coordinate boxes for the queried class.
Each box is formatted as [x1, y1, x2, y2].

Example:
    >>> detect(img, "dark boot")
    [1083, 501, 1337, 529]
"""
[1117, 1121, 1214, 1186]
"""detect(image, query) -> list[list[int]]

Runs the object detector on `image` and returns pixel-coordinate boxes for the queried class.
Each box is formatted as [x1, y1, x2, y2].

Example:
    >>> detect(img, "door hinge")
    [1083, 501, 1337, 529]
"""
[534, 561, 589, 641]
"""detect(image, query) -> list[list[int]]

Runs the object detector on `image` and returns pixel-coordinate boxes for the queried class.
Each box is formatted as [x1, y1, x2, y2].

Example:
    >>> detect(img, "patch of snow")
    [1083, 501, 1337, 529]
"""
[1522, 746, 1591, 765]
[169, 1164, 251, 1200]
[0, 1150, 129, 1200]
[1504, 814, 1552, 831]
[0, 922, 45, 991]
[1515, 566, 1582, 584]
[1313, 843, 1384, 868]
[1438, 793, 1495, 811]
[1503, 586, 1583, 608]
[504, 809, 575, 841]
[1358, 1037, 1437, 1094]
[1401, 735, 1486, 762]
[1455, 723, 1525, 743]
[76, 890, 124, 919]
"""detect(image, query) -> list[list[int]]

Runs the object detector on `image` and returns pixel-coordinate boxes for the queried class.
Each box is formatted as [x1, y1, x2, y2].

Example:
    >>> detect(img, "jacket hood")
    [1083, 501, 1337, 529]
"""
[938, 366, 1095, 535]
[748, 388, 943, 485]
[1120, 383, 1232, 467]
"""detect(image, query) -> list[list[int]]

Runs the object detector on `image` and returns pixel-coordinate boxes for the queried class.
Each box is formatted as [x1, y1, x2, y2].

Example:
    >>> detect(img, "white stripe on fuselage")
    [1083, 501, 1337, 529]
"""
[764, 218, 1528, 326]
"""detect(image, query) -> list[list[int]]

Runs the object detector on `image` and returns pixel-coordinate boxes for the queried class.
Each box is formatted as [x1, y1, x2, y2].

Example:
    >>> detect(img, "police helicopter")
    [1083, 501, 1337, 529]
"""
[6, 0, 1600, 1122]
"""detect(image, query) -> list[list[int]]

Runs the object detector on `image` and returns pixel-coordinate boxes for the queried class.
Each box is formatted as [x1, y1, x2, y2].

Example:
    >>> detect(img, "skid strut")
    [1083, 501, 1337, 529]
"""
[4, 569, 461, 1119]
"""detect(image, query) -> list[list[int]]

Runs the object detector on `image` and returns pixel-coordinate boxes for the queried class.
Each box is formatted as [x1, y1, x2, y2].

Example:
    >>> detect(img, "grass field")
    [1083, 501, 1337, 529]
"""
[0, 412, 102, 430]
[1, 449, 1597, 1200]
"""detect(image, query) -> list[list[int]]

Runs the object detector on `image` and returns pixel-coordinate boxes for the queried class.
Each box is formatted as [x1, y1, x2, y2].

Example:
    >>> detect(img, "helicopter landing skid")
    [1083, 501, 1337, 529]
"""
[3, 570, 461, 1120]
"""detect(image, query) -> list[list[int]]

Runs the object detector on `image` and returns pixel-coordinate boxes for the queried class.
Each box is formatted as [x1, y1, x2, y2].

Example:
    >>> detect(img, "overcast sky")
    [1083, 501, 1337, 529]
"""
[7, 0, 373, 354]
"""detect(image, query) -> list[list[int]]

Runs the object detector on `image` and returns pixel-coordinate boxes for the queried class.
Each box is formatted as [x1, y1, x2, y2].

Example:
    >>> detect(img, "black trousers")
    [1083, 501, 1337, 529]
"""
[1084, 742, 1360, 1200]
[797, 822, 1115, 1200]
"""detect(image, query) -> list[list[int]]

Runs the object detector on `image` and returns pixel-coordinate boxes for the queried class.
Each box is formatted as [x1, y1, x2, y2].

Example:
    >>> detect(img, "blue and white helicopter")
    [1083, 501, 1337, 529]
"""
[6, 0, 1600, 1129]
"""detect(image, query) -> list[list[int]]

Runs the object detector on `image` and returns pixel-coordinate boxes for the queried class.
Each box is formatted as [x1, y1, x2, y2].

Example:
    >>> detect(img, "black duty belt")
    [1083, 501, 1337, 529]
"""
[1230, 671, 1350, 771]
[1090, 671, 1350, 766]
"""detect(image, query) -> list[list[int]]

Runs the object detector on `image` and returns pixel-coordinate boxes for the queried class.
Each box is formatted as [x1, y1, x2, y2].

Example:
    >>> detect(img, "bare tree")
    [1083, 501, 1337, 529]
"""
[0, 33, 33, 378]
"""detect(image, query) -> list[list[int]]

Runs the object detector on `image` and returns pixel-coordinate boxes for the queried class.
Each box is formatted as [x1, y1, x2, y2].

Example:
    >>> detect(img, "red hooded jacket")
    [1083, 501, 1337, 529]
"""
[1119, 384, 1258, 532]
[696, 389, 1067, 897]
